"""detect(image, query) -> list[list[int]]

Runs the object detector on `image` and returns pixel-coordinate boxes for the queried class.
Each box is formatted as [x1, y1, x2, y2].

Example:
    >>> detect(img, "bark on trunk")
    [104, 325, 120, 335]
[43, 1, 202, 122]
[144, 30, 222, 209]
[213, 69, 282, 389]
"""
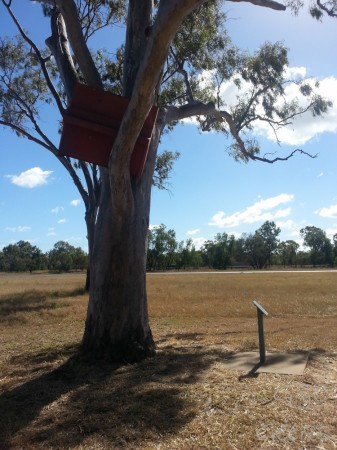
[81, 119, 163, 362]
[84, 201, 97, 292]
[80, 1, 157, 361]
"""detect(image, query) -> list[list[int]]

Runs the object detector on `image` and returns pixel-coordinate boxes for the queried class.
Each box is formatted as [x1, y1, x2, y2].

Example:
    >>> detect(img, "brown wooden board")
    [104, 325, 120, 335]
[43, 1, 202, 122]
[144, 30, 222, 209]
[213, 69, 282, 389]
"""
[59, 83, 158, 177]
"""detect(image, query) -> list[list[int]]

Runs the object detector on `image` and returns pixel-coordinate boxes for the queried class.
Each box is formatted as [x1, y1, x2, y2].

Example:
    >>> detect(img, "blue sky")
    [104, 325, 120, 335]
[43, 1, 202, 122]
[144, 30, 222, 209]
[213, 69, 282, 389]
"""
[1, 1, 337, 252]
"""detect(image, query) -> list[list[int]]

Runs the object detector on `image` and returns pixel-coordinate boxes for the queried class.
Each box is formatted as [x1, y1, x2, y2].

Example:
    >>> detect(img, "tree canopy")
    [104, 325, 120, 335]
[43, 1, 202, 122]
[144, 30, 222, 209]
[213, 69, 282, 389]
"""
[0, 240, 88, 272]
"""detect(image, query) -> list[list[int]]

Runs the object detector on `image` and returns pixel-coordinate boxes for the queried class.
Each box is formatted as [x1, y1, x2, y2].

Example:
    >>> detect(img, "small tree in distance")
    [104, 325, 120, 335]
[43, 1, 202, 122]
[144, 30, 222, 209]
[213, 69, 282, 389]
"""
[48, 241, 88, 272]
[300, 226, 334, 267]
[0, 241, 46, 272]
[277, 240, 299, 267]
[147, 224, 177, 271]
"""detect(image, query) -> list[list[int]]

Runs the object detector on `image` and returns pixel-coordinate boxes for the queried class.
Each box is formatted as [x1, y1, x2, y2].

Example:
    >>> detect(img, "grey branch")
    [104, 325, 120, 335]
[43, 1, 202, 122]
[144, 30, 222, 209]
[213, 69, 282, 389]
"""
[55, 0, 103, 89]
[316, 0, 337, 17]
[164, 101, 316, 164]
[165, 101, 217, 123]
[2, 0, 64, 115]
[227, 0, 286, 10]
[255, 149, 318, 163]
[170, 46, 195, 103]
[30, 0, 55, 4]
[0, 118, 89, 202]
[45, 6, 79, 103]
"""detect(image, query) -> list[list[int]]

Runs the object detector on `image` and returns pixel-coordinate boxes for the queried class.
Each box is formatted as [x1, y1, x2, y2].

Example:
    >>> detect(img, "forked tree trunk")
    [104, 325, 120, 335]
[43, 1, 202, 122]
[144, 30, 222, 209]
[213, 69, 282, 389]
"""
[82, 120, 163, 362]
[81, 1, 157, 361]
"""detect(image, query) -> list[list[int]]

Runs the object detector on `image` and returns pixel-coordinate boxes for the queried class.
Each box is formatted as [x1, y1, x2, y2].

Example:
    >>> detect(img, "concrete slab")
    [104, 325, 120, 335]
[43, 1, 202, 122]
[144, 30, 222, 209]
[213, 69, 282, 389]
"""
[222, 351, 308, 375]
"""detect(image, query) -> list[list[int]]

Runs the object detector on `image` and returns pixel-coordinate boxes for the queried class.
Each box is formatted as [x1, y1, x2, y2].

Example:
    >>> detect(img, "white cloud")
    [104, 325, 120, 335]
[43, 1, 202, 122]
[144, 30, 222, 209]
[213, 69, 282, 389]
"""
[326, 226, 337, 240]
[275, 219, 295, 230]
[284, 66, 307, 80]
[317, 204, 337, 219]
[65, 237, 83, 243]
[149, 224, 160, 230]
[273, 208, 292, 219]
[186, 228, 200, 236]
[209, 194, 294, 228]
[6, 167, 53, 188]
[5, 226, 31, 232]
[317, 172, 324, 178]
[228, 231, 243, 239]
[249, 76, 337, 146]
[58, 218, 66, 224]
[51, 206, 64, 214]
[192, 67, 337, 146]
[191, 237, 207, 250]
[47, 227, 56, 236]
[70, 199, 81, 207]
[276, 219, 303, 240]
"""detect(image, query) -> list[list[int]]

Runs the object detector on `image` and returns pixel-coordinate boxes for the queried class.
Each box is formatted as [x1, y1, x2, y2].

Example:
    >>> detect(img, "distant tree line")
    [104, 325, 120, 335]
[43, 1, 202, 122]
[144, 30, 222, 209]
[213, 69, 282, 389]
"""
[147, 222, 337, 271]
[1, 222, 336, 273]
[0, 240, 88, 273]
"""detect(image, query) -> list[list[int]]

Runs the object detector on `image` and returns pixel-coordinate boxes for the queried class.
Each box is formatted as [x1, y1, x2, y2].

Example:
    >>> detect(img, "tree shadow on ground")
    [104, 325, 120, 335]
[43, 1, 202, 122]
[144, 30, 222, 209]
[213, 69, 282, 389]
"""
[0, 290, 71, 320]
[305, 348, 337, 360]
[156, 332, 206, 344]
[156, 330, 244, 345]
[0, 344, 233, 449]
[0, 290, 49, 314]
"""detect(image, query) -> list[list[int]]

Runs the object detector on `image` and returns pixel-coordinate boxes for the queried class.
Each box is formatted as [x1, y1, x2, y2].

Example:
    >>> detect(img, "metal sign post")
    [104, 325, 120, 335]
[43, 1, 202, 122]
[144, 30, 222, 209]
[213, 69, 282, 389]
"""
[252, 301, 269, 364]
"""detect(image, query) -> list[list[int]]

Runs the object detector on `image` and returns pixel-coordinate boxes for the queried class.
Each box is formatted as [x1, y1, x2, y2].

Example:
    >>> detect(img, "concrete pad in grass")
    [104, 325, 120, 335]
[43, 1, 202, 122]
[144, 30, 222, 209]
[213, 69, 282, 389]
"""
[222, 351, 308, 375]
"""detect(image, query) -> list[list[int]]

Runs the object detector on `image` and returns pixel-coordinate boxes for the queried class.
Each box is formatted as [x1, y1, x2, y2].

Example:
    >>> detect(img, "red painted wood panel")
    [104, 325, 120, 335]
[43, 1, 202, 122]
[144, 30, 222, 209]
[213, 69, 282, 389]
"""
[59, 83, 158, 177]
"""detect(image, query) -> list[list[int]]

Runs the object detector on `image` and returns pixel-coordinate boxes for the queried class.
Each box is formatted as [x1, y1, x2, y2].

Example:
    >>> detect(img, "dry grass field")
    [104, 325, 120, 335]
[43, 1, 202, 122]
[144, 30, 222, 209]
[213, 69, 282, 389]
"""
[0, 271, 336, 449]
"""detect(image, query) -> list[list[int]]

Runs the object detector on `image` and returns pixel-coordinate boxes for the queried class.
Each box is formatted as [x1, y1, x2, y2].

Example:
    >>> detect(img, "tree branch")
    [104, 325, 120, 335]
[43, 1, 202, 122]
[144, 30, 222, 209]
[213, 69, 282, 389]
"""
[2, 0, 65, 115]
[0, 119, 54, 150]
[123, 0, 153, 97]
[0, 118, 89, 203]
[227, 0, 286, 10]
[79, 161, 95, 210]
[30, 0, 54, 4]
[164, 100, 317, 164]
[3, 0, 98, 222]
[109, 0, 207, 179]
[165, 101, 217, 123]
[45, 6, 79, 103]
[316, 0, 337, 17]
[55, 0, 103, 88]
[256, 148, 318, 163]
[170, 46, 195, 102]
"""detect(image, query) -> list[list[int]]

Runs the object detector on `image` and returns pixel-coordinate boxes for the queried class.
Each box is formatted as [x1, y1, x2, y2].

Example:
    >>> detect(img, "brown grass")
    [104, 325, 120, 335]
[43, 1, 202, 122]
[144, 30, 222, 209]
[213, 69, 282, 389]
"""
[0, 271, 336, 449]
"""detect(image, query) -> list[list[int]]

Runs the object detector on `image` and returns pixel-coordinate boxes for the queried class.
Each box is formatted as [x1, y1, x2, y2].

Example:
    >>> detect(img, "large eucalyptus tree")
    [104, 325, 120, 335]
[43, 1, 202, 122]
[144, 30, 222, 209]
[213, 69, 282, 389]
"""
[0, 0, 331, 361]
